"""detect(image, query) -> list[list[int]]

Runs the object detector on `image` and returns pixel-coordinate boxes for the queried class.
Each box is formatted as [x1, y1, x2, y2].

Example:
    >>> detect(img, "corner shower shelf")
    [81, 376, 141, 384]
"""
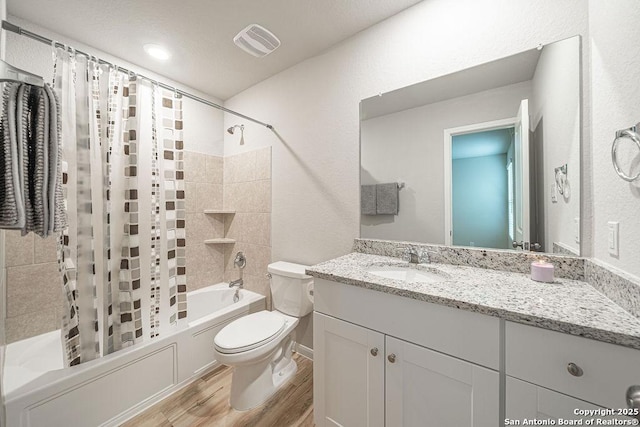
[203, 210, 236, 214]
[204, 238, 236, 244]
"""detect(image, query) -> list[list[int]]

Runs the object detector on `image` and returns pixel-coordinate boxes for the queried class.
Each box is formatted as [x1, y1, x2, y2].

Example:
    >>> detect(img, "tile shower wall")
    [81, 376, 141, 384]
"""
[3, 148, 269, 343]
[184, 151, 225, 291]
[4, 232, 61, 343]
[223, 147, 272, 306]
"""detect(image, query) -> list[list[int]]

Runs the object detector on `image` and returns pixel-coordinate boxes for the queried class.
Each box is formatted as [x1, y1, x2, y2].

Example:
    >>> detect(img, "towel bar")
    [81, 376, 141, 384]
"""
[612, 123, 640, 182]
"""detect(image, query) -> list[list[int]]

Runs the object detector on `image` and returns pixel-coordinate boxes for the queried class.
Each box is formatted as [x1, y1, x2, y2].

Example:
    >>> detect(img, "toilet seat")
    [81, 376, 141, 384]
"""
[214, 311, 286, 354]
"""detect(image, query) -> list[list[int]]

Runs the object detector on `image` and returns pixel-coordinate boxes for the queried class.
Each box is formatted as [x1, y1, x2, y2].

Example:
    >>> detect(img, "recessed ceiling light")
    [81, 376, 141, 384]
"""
[143, 43, 171, 60]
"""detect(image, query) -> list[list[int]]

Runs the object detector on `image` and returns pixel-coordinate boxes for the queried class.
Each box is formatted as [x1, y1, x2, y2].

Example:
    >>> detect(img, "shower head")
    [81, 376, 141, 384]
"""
[227, 124, 244, 135]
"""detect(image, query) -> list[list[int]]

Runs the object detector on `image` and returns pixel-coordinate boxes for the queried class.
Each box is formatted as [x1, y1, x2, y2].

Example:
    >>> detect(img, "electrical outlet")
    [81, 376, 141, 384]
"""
[608, 221, 619, 257]
[574, 218, 580, 243]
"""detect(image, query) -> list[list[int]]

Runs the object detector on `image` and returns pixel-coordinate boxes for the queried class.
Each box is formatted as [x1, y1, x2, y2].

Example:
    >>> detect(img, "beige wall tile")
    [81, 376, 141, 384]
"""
[184, 151, 206, 183]
[255, 147, 272, 180]
[223, 151, 257, 184]
[186, 243, 224, 292]
[5, 230, 34, 267]
[185, 182, 197, 214]
[195, 183, 223, 212]
[243, 273, 271, 307]
[6, 262, 61, 318]
[223, 243, 239, 274]
[5, 308, 58, 343]
[223, 154, 239, 184]
[223, 182, 245, 212]
[242, 213, 271, 246]
[246, 180, 271, 213]
[224, 213, 244, 241]
[206, 155, 223, 184]
[34, 235, 58, 264]
[229, 243, 271, 277]
[186, 213, 224, 243]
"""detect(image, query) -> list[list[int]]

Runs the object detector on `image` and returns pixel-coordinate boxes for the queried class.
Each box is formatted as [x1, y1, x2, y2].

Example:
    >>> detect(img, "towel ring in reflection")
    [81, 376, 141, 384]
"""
[554, 164, 568, 195]
[612, 126, 640, 182]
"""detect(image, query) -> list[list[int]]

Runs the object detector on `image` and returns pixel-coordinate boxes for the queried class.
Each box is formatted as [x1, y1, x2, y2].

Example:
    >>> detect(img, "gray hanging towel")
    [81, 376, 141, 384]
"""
[361, 184, 377, 215]
[0, 82, 66, 236]
[0, 83, 25, 229]
[43, 84, 66, 234]
[376, 183, 399, 215]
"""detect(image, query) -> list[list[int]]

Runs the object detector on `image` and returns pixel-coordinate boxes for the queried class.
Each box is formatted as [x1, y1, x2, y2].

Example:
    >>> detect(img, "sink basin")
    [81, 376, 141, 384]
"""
[367, 265, 447, 284]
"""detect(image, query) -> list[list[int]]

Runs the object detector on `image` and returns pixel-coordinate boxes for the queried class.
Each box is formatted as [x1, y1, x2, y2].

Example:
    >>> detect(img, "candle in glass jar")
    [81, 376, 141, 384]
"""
[531, 259, 555, 283]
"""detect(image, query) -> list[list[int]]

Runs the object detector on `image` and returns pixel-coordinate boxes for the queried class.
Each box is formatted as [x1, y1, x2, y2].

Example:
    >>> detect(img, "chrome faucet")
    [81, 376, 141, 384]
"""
[404, 247, 437, 264]
[229, 278, 243, 289]
[407, 248, 420, 264]
[234, 251, 246, 269]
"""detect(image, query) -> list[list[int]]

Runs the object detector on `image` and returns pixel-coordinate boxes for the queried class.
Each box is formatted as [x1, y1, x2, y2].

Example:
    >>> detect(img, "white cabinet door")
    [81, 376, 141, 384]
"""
[385, 336, 499, 427]
[506, 377, 631, 424]
[313, 312, 385, 427]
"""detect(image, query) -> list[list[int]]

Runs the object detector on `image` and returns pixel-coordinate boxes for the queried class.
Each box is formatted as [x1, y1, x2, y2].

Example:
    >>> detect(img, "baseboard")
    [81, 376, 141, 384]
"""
[296, 343, 313, 360]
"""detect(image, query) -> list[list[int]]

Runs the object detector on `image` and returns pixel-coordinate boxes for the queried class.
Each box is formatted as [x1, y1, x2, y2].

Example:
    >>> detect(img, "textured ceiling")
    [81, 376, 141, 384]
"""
[8, 0, 423, 100]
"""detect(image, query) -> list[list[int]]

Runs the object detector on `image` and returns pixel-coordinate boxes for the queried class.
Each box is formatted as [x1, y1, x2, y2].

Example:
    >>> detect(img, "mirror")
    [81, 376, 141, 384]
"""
[360, 36, 581, 256]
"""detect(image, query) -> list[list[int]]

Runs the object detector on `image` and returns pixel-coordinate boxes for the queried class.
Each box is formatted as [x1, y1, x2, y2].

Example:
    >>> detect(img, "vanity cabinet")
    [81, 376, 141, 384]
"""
[505, 377, 621, 422]
[313, 312, 384, 427]
[506, 321, 640, 411]
[385, 336, 499, 426]
[313, 278, 501, 426]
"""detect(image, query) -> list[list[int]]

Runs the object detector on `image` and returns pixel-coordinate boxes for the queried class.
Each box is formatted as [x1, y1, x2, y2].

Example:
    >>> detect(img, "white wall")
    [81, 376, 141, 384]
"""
[530, 36, 581, 254]
[589, 1, 640, 277]
[5, 15, 224, 156]
[360, 81, 531, 244]
[223, 0, 589, 266]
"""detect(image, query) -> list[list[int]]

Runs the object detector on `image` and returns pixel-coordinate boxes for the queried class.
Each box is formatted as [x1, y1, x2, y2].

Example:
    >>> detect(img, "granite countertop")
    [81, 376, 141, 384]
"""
[307, 252, 640, 350]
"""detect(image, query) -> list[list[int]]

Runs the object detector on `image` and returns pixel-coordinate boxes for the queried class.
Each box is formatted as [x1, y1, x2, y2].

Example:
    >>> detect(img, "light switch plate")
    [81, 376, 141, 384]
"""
[574, 218, 580, 243]
[608, 221, 619, 257]
[551, 184, 558, 203]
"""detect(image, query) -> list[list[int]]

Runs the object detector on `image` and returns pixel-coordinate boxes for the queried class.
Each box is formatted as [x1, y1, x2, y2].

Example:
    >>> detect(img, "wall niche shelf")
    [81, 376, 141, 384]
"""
[203, 210, 236, 215]
[204, 238, 236, 244]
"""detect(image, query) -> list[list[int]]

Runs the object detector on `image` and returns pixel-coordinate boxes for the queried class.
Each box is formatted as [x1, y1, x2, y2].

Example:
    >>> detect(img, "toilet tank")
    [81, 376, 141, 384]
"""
[268, 261, 314, 317]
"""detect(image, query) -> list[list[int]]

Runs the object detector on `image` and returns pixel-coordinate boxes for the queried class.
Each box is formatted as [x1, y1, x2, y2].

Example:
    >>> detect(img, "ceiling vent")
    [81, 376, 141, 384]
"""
[233, 24, 281, 58]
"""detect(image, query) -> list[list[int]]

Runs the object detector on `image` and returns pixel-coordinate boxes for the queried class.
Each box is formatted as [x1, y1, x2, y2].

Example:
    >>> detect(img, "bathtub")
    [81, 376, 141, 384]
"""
[3, 283, 265, 427]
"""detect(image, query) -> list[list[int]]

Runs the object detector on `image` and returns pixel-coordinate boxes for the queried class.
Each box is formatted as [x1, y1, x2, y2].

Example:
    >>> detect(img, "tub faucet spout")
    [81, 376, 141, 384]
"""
[229, 278, 243, 289]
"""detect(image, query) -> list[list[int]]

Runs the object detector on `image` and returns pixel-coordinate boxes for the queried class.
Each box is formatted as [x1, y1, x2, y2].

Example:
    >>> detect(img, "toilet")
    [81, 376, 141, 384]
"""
[213, 261, 314, 411]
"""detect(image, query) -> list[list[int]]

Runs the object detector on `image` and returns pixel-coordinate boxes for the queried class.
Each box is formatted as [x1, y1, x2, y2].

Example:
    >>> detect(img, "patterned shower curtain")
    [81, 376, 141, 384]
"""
[53, 48, 187, 366]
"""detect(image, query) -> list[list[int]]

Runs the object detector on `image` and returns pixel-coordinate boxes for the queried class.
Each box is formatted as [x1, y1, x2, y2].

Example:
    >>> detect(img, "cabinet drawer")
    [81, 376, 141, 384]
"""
[506, 321, 640, 408]
[314, 278, 500, 369]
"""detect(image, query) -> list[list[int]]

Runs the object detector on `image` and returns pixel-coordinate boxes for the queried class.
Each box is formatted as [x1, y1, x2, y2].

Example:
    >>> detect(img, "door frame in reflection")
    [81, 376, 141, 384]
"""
[443, 117, 518, 249]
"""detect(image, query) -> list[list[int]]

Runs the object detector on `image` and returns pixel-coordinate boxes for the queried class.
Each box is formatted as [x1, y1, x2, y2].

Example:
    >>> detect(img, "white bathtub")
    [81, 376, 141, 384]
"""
[3, 283, 265, 427]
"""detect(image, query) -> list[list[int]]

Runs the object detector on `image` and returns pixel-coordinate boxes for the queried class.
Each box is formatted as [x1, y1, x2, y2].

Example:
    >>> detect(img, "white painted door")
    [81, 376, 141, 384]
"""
[385, 336, 499, 427]
[514, 99, 530, 249]
[506, 377, 631, 424]
[313, 312, 385, 427]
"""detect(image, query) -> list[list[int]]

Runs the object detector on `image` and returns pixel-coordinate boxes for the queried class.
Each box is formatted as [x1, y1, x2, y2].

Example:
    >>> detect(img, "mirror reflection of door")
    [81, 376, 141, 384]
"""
[514, 99, 530, 250]
[447, 99, 530, 251]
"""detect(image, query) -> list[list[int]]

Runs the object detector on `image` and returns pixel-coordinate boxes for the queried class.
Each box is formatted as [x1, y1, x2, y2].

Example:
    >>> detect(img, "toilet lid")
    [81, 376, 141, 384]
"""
[214, 311, 286, 354]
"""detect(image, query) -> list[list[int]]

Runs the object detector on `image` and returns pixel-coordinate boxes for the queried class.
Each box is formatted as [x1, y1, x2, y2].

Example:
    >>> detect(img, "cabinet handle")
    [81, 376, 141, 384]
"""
[626, 385, 640, 421]
[388, 353, 396, 363]
[370, 347, 378, 357]
[567, 362, 584, 377]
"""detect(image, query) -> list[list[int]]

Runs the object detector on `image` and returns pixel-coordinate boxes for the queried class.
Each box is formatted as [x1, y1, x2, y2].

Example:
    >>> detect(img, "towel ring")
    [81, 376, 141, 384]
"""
[612, 127, 640, 182]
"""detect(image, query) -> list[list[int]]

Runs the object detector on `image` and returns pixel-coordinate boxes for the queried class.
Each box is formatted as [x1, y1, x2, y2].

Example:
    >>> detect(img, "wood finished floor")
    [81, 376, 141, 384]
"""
[122, 354, 314, 427]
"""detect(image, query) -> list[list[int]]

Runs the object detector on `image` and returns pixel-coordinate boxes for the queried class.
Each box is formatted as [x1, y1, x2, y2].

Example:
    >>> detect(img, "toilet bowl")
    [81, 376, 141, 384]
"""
[213, 261, 314, 411]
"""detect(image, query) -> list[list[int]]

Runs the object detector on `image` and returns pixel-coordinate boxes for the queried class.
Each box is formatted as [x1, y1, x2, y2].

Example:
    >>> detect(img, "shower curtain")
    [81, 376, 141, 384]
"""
[53, 48, 187, 366]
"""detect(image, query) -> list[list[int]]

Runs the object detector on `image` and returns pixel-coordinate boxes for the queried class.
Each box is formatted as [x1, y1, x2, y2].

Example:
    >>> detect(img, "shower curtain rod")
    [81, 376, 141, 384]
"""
[1, 20, 274, 130]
